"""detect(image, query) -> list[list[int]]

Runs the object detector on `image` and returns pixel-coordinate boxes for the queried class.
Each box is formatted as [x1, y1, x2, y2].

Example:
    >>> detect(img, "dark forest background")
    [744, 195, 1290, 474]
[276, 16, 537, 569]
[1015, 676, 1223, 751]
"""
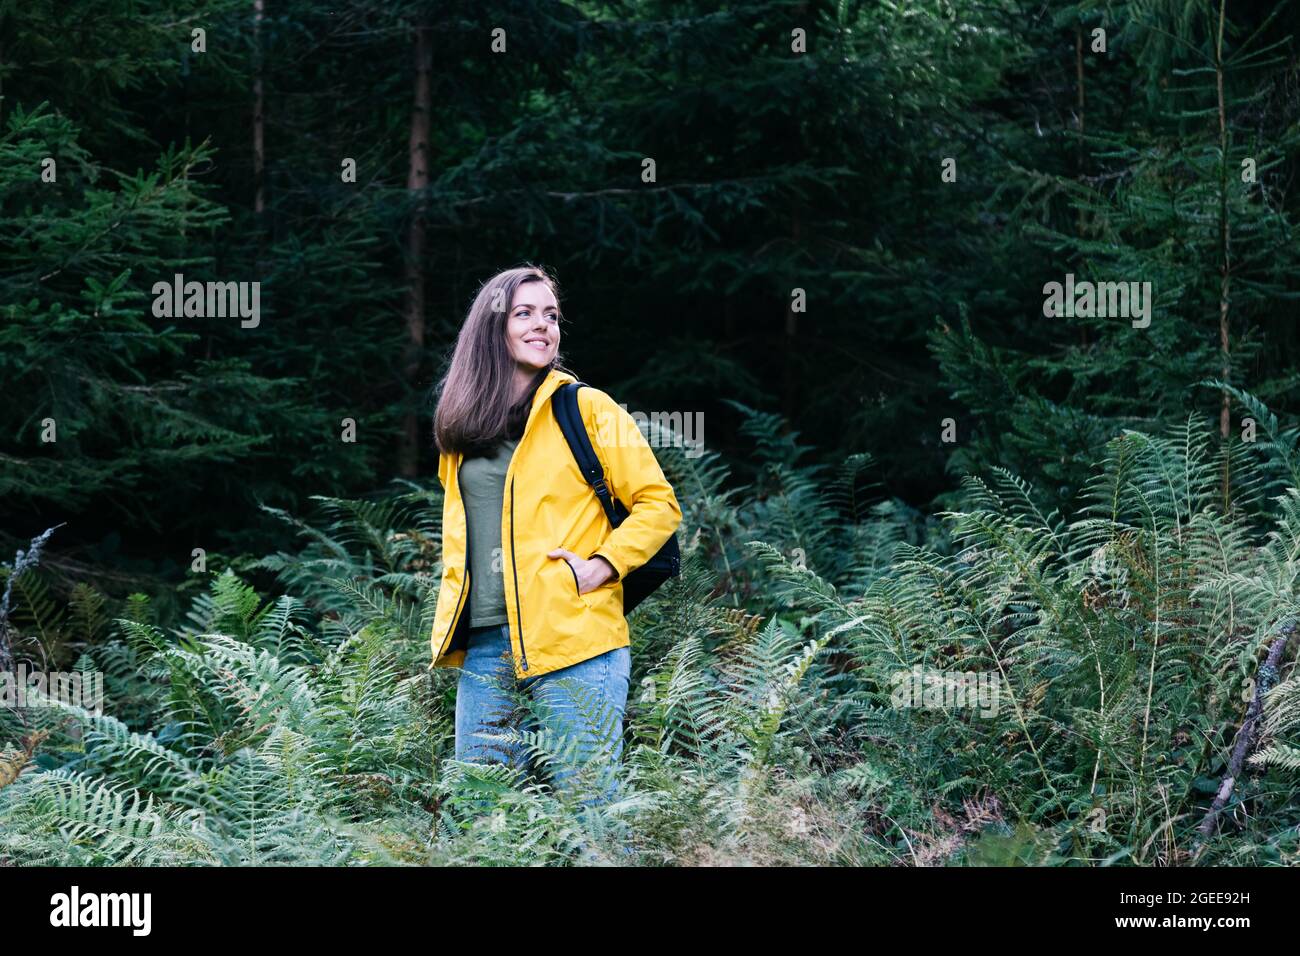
[4, 0, 1300, 867]
[8, 0, 1300, 599]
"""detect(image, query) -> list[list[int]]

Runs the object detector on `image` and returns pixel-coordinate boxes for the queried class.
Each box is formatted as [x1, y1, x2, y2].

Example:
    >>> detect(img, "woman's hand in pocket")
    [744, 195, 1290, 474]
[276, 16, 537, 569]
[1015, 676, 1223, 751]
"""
[548, 548, 616, 595]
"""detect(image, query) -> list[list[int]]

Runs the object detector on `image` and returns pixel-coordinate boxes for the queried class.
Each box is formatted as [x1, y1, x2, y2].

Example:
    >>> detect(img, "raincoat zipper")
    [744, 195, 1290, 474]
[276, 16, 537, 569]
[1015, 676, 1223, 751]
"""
[509, 475, 527, 671]
[434, 465, 471, 662]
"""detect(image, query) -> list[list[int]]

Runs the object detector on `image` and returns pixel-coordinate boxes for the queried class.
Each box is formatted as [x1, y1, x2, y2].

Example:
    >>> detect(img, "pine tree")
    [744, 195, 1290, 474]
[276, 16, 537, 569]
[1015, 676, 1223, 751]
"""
[931, 1, 1300, 509]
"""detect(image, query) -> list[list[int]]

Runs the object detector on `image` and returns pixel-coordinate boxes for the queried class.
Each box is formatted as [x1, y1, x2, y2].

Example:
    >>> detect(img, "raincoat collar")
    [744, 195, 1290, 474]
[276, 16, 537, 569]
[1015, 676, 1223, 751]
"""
[520, 366, 578, 441]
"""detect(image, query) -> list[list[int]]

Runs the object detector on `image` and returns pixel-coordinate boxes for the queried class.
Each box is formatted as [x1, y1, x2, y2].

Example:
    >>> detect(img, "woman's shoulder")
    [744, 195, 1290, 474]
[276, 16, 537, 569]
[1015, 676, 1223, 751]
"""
[574, 382, 624, 420]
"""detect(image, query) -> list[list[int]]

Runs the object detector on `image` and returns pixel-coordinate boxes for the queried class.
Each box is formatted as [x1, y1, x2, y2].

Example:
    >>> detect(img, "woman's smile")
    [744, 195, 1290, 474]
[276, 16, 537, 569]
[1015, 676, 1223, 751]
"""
[508, 282, 561, 377]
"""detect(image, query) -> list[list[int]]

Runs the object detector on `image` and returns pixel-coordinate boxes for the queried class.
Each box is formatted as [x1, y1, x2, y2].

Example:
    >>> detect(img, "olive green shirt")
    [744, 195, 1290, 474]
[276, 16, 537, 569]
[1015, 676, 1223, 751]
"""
[459, 438, 518, 628]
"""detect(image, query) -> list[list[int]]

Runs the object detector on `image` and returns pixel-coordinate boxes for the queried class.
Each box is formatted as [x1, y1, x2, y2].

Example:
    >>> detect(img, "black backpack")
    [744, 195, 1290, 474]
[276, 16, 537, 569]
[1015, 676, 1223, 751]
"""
[551, 381, 681, 613]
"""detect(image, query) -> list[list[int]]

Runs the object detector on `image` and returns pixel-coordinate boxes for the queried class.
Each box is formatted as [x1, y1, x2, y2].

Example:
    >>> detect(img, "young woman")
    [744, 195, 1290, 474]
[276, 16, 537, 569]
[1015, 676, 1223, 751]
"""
[429, 264, 682, 806]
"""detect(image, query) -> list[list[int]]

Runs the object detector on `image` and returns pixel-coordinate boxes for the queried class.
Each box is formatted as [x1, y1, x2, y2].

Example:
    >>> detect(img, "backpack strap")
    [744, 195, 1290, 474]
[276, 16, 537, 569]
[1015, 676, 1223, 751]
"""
[551, 382, 623, 527]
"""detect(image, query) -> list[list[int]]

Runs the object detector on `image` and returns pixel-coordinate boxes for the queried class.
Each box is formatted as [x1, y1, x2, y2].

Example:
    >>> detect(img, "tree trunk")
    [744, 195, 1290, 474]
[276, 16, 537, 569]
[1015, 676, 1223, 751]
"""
[1076, 22, 1087, 348]
[1195, 622, 1294, 848]
[252, 0, 267, 275]
[782, 200, 801, 427]
[1215, 0, 1231, 443]
[253, 0, 265, 218]
[399, 20, 433, 478]
[1214, 0, 1232, 511]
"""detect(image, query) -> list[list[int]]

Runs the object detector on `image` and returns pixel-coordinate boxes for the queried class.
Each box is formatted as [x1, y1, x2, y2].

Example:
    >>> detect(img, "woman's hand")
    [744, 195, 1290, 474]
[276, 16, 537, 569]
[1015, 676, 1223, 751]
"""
[548, 548, 617, 595]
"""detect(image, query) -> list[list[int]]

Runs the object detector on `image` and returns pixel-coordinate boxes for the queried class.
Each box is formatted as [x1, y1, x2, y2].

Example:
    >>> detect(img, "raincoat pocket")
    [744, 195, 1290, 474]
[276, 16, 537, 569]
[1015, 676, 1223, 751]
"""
[546, 555, 591, 616]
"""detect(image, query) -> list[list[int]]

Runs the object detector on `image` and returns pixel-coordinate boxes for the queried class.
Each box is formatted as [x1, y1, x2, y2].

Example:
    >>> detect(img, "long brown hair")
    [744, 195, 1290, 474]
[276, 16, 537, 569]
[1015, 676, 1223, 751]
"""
[433, 264, 577, 457]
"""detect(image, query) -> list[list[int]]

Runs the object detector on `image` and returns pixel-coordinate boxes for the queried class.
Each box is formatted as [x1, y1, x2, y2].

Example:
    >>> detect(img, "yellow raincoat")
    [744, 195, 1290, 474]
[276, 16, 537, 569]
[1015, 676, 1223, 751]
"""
[429, 368, 683, 679]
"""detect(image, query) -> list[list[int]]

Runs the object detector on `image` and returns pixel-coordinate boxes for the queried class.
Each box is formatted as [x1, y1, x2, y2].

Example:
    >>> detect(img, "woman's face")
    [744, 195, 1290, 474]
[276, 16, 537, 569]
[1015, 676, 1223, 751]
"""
[506, 281, 560, 372]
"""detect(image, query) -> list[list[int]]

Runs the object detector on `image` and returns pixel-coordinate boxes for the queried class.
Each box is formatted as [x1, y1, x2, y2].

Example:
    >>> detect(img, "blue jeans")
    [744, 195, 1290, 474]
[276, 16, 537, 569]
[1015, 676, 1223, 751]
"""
[454, 622, 631, 807]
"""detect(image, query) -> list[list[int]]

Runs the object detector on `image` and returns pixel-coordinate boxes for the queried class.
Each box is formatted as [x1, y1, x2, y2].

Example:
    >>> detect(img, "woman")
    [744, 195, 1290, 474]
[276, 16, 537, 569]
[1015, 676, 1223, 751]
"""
[429, 264, 682, 806]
